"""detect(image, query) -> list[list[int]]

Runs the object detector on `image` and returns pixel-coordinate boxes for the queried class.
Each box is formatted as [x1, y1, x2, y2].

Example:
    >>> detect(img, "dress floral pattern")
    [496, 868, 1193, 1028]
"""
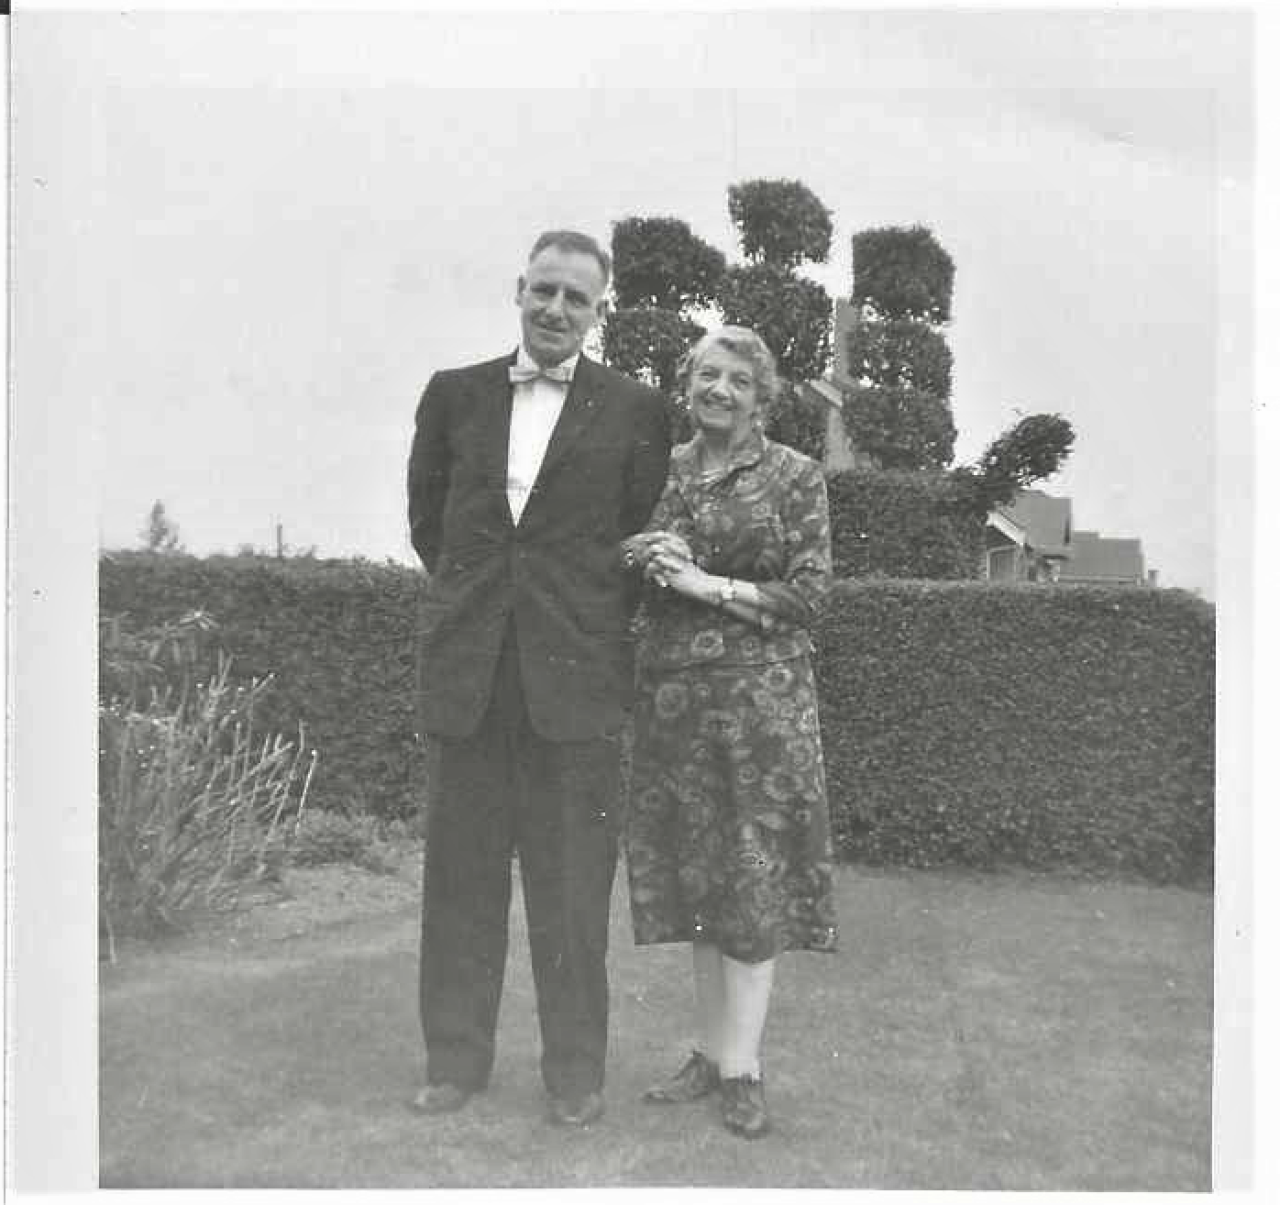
[625, 434, 839, 964]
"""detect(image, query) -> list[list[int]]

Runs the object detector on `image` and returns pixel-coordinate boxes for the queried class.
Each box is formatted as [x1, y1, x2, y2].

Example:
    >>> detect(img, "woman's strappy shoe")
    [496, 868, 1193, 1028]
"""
[719, 1074, 770, 1138]
[642, 1050, 720, 1104]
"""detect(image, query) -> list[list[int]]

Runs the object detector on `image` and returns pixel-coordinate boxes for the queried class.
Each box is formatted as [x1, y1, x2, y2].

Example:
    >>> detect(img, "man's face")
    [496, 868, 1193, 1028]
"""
[516, 246, 608, 367]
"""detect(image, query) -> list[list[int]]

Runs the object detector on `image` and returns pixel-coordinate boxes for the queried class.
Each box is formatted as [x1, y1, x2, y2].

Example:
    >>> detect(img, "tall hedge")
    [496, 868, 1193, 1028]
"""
[814, 580, 1214, 884]
[827, 467, 986, 579]
[100, 555, 1215, 884]
[99, 551, 428, 819]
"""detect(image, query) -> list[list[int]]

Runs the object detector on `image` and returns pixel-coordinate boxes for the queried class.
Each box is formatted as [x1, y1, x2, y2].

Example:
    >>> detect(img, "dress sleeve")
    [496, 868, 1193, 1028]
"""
[752, 458, 833, 629]
[645, 476, 695, 539]
[618, 469, 694, 611]
[619, 470, 695, 555]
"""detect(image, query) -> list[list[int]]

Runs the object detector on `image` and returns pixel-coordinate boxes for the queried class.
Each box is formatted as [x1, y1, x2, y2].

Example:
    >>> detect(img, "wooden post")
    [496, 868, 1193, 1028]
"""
[276, 523, 284, 559]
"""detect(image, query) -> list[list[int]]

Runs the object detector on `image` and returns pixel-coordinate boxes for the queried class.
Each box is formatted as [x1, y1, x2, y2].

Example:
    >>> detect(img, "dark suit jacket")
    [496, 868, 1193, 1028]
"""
[407, 351, 671, 741]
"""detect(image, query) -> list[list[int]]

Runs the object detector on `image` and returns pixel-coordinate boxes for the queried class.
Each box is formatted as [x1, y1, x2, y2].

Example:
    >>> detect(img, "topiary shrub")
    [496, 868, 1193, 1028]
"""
[610, 216, 726, 311]
[602, 304, 705, 396]
[839, 385, 957, 471]
[851, 225, 955, 323]
[717, 262, 832, 384]
[845, 316, 954, 398]
[727, 178, 834, 269]
[765, 382, 827, 463]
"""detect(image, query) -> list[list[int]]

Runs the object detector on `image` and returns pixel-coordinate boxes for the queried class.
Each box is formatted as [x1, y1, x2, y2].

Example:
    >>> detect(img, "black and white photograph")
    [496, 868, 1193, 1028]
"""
[5, 1, 1266, 1195]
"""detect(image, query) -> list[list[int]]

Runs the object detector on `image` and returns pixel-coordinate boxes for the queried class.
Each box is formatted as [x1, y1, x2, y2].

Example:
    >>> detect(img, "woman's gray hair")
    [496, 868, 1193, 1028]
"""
[676, 325, 781, 409]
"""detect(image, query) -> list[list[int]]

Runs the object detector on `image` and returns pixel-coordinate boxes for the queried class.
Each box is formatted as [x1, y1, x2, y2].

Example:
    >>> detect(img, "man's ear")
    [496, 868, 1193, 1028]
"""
[515, 275, 527, 305]
[593, 296, 608, 325]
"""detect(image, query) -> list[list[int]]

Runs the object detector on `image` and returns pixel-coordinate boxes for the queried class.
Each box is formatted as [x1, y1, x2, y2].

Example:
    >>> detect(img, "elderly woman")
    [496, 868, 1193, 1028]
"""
[622, 325, 837, 1140]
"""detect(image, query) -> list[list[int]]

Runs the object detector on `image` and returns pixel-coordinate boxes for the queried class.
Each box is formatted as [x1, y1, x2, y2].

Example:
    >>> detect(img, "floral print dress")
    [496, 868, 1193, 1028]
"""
[625, 433, 839, 964]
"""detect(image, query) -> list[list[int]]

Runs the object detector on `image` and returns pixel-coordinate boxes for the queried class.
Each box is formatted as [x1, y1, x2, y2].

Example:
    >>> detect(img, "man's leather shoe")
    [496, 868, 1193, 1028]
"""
[411, 1082, 475, 1115]
[547, 1090, 605, 1127]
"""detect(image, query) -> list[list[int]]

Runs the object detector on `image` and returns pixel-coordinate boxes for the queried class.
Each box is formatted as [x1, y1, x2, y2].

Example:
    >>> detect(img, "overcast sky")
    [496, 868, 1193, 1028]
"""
[13, 7, 1254, 597]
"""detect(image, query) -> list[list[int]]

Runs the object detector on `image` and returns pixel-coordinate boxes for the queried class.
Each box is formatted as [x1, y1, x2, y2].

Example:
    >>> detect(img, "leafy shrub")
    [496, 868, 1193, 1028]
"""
[814, 580, 1214, 885]
[98, 615, 316, 950]
[99, 607, 223, 706]
[289, 809, 400, 874]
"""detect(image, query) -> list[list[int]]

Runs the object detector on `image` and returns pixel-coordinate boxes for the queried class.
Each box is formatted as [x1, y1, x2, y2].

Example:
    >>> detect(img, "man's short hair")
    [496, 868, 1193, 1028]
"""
[529, 230, 612, 288]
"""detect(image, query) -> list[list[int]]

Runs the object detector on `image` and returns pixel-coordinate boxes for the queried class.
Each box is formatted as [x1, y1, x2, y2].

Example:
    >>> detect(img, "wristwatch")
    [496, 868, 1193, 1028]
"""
[715, 578, 738, 607]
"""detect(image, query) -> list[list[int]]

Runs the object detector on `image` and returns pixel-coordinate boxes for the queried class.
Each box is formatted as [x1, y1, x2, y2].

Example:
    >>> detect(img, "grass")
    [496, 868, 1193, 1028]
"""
[98, 861, 1211, 1189]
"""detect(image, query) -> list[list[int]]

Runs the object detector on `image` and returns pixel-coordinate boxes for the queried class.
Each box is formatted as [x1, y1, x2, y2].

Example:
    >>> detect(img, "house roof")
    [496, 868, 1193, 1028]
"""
[1060, 530, 1146, 582]
[995, 489, 1072, 558]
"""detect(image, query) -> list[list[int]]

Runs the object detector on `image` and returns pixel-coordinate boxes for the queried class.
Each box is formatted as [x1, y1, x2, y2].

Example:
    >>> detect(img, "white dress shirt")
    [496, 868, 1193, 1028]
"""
[506, 346, 577, 523]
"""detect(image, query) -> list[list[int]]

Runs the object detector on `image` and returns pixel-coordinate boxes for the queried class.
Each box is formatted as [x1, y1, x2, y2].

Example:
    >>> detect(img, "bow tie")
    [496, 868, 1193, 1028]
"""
[509, 362, 573, 385]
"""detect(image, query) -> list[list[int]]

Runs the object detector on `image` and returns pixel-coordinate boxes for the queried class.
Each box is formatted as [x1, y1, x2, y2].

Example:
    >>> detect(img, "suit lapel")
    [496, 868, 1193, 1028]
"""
[532, 356, 606, 491]
[479, 352, 517, 528]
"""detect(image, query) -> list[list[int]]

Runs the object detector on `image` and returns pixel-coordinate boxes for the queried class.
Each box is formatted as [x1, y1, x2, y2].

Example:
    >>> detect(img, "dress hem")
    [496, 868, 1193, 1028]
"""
[631, 930, 839, 964]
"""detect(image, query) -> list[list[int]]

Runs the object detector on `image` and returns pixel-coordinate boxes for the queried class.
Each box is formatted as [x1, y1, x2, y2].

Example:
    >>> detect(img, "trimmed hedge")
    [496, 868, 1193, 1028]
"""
[814, 580, 1214, 884]
[100, 551, 429, 819]
[100, 555, 1216, 884]
[827, 468, 986, 580]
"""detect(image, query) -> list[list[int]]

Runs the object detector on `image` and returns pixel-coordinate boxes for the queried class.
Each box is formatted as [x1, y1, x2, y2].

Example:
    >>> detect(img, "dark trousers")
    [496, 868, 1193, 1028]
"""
[419, 623, 621, 1100]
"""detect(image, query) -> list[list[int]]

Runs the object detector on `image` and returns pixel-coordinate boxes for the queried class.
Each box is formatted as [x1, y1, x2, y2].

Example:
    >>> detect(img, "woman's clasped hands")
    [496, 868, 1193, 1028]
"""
[622, 531, 702, 593]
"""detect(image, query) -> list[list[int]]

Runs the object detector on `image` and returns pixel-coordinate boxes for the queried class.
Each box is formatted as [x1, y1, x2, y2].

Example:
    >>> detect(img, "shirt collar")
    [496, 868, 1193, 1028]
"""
[515, 344, 581, 378]
[674, 430, 768, 488]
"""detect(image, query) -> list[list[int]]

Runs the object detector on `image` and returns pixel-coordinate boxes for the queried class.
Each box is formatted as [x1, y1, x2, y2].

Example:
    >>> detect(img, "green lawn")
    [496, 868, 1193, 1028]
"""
[99, 862, 1212, 1189]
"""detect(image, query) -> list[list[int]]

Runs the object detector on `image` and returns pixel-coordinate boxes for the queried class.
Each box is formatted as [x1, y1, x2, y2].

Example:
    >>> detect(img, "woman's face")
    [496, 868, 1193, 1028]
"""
[688, 344, 761, 441]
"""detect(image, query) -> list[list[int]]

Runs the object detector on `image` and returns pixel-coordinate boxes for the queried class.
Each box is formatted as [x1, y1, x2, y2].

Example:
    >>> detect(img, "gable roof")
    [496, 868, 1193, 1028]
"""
[1060, 530, 1146, 582]
[995, 489, 1072, 558]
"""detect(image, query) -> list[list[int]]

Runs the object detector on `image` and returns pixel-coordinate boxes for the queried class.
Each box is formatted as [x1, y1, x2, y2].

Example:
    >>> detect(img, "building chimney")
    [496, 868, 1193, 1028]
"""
[833, 299, 852, 382]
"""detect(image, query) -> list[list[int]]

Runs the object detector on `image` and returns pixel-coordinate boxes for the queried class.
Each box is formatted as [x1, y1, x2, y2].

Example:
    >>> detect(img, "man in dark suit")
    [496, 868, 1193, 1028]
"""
[406, 230, 670, 1126]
